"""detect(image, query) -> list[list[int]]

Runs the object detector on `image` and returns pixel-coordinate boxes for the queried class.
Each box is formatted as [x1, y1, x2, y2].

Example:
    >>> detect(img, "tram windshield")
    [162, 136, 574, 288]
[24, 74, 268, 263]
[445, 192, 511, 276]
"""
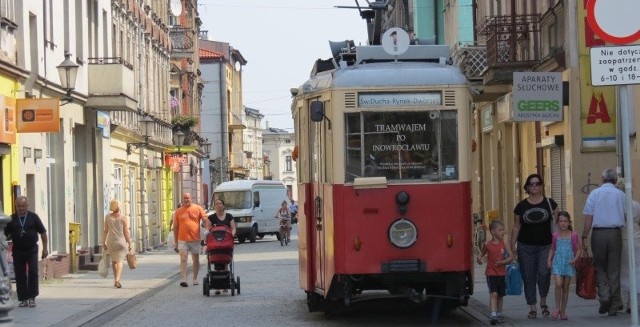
[213, 191, 252, 209]
[344, 110, 457, 182]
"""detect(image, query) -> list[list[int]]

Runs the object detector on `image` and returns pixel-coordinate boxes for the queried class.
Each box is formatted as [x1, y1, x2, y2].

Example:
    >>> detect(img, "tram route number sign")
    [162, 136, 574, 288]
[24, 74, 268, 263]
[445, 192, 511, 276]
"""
[590, 45, 640, 86]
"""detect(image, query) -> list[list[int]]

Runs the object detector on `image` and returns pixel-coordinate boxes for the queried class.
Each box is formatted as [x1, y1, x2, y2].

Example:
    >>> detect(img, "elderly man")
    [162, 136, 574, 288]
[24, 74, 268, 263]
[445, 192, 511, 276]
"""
[5, 196, 48, 308]
[582, 168, 626, 316]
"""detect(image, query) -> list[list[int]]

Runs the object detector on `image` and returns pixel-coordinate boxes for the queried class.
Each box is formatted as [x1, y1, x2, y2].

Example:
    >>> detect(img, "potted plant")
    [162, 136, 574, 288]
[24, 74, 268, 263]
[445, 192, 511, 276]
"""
[171, 114, 198, 132]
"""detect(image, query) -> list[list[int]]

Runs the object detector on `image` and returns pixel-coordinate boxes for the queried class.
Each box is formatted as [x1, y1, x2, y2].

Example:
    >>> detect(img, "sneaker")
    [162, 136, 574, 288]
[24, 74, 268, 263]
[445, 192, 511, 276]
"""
[18, 301, 28, 307]
[497, 315, 505, 323]
[490, 316, 498, 325]
[599, 300, 610, 315]
[28, 298, 36, 307]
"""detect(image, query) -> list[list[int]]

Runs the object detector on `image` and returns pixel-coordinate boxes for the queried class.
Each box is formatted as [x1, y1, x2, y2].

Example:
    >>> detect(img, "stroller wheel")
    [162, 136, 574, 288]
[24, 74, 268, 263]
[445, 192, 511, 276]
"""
[237, 276, 241, 295]
[231, 280, 236, 296]
[203, 278, 210, 297]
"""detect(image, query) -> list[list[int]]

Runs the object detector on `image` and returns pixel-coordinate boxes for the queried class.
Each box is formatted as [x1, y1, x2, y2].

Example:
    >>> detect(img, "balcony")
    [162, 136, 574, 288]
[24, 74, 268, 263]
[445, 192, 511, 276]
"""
[477, 14, 541, 85]
[170, 26, 195, 58]
[85, 57, 137, 112]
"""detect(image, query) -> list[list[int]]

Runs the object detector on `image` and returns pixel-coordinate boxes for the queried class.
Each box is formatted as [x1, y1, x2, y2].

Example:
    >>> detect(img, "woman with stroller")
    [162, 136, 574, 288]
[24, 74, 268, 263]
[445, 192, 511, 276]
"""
[207, 198, 237, 295]
[275, 201, 291, 243]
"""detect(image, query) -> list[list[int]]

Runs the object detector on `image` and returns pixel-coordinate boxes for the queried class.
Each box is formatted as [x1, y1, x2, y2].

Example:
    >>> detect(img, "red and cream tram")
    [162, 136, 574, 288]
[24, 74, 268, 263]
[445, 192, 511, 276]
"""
[291, 40, 473, 314]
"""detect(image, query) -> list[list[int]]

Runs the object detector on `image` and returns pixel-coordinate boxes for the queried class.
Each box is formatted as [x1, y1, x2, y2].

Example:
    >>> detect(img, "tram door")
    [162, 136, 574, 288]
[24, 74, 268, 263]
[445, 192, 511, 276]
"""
[311, 122, 326, 292]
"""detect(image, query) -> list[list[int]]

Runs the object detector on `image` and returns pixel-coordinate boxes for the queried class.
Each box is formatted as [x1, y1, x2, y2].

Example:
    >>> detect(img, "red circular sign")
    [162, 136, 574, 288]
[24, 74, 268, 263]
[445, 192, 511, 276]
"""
[586, 0, 640, 44]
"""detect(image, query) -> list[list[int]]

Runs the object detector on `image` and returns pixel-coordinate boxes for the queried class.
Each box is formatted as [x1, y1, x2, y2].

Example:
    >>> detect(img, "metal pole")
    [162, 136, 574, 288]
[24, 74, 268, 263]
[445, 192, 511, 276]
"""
[138, 0, 148, 253]
[619, 85, 638, 326]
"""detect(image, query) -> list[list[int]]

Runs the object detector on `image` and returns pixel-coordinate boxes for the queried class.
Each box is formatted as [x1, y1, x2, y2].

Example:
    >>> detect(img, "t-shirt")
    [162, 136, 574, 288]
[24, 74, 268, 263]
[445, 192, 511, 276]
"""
[208, 212, 234, 228]
[6, 211, 47, 251]
[174, 204, 207, 242]
[485, 240, 508, 276]
[513, 197, 557, 246]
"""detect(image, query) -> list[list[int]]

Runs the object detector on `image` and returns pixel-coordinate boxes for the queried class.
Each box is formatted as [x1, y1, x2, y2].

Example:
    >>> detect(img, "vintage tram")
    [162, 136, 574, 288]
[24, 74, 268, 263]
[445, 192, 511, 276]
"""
[291, 40, 474, 314]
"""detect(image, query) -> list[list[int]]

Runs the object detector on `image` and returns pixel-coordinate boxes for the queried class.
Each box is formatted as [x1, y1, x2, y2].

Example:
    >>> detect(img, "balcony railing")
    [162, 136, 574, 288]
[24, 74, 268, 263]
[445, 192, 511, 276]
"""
[169, 26, 194, 58]
[477, 14, 541, 68]
[452, 42, 487, 81]
[85, 57, 138, 112]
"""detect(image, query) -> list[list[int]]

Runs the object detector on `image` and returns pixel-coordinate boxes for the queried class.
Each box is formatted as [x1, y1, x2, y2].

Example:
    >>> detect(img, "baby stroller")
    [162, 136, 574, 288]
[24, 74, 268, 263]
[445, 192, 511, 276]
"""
[202, 224, 240, 296]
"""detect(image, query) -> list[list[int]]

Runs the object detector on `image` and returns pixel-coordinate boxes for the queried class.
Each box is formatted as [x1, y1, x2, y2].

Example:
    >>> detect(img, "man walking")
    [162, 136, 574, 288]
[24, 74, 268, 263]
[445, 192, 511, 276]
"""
[173, 192, 210, 287]
[582, 168, 626, 316]
[5, 196, 48, 308]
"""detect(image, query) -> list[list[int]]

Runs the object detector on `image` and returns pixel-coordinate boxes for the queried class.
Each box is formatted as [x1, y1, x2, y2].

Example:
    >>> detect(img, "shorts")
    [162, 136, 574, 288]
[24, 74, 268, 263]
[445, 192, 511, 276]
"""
[177, 241, 201, 254]
[486, 275, 506, 297]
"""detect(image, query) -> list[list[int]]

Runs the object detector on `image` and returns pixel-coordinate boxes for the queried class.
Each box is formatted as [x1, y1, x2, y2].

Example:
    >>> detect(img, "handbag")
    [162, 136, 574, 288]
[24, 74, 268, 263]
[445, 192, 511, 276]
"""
[505, 262, 523, 295]
[126, 251, 137, 270]
[575, 250, 597, 299]
[98, 250, 109, 278]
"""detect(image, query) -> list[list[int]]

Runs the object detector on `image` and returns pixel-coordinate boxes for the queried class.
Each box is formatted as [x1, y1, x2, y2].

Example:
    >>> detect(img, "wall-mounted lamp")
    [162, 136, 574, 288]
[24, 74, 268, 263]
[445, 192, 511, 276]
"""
[200, 138, 211, 159]
[23, 147, 32, 161]
[126, 115, 155, 155]
[56, 51, 79, 105]
[34, 148, 42, 163]
[172, 129, 186, 154]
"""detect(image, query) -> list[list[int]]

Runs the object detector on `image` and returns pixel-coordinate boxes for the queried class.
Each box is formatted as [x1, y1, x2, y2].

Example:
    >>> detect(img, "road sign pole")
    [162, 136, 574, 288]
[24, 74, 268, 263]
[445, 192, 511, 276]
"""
[619, 85, 638, 326]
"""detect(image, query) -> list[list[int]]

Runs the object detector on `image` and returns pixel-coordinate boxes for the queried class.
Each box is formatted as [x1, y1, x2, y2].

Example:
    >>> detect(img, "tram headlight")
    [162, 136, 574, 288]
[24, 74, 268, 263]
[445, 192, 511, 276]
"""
[388, 218, 417, 248]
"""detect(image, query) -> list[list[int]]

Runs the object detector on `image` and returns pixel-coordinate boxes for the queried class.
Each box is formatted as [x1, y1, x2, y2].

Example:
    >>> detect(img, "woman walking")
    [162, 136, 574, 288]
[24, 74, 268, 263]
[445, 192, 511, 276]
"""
[103, 199, 132, 288]
[511, 174, 558, 319]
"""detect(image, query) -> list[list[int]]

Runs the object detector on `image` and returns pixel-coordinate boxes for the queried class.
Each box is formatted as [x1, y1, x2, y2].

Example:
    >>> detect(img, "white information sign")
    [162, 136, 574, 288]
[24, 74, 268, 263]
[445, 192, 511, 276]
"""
[590, 45, 640, 86]
[512, 72, 563, 122]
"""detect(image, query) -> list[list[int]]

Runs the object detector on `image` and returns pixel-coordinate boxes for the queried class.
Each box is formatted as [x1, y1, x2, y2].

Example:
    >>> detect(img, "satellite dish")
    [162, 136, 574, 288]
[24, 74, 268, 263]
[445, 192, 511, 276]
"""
[170, 0, 182, 16]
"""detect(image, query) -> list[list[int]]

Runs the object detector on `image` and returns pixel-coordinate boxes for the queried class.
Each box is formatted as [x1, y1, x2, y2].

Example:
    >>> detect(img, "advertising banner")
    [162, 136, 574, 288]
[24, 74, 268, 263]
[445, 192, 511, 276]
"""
[16, 98, 60, 133]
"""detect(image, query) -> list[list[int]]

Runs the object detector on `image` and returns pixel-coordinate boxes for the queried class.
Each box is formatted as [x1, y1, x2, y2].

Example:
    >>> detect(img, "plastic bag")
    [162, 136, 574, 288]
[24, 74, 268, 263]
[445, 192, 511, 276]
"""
[575, 251, 597, 299]
[98, 250, 109, 278]
[167, 232, 175, 248]
[505, 262, 523, 295]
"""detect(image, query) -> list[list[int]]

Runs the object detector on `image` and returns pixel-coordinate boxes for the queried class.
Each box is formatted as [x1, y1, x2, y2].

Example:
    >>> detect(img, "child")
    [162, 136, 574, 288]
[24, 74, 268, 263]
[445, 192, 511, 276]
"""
[546, 211, 581, 320]
[477, 219, 514, 325]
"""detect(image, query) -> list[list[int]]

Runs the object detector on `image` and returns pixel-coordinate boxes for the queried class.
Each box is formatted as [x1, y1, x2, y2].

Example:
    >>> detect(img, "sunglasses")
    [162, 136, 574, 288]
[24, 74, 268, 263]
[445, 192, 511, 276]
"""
[528, 182, 542, 186]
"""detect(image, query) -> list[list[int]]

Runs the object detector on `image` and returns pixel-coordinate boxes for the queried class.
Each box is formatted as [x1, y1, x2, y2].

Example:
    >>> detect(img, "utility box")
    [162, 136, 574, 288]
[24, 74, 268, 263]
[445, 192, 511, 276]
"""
[69, 222, 81, 273]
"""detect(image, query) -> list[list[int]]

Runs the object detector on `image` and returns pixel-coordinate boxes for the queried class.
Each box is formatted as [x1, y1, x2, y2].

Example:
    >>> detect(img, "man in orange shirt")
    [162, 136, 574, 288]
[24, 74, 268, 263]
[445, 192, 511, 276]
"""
[173, 192, 210, 287]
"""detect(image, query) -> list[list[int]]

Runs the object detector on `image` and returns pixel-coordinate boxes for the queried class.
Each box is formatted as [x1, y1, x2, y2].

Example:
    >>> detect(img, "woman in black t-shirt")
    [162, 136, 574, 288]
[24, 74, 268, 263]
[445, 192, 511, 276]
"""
[208, 199, 236, 236]
[511, 173, 558, 320]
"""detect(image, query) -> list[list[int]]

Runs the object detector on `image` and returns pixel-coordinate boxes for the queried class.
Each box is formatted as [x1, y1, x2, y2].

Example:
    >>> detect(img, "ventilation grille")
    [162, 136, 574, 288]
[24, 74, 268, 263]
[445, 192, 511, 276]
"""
[345, 93, 356, 108]
[444, 91, 456, 107]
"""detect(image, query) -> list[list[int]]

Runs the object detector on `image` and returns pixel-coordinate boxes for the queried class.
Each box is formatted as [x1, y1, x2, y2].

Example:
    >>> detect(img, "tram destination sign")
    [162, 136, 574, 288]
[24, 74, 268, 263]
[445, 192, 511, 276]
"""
[358, 92, 441, 107]
[590, 45, 640, 86]
[512, 72, 563, 122]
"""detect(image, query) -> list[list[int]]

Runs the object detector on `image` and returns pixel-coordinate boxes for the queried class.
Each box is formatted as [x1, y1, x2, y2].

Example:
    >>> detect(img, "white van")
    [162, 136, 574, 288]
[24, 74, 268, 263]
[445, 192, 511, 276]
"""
[211, 180, 288, 243]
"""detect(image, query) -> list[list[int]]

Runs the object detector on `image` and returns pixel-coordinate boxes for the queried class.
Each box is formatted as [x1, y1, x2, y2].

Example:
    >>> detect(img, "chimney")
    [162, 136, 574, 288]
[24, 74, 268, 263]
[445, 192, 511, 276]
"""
[265, 120, 269, 129]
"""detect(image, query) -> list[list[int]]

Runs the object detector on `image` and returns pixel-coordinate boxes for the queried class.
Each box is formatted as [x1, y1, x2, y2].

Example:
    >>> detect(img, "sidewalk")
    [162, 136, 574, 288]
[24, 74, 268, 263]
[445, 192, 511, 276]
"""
[3, 247, 637, 326]
[6, 247, 180, 327]
[467, 260, 636, 326]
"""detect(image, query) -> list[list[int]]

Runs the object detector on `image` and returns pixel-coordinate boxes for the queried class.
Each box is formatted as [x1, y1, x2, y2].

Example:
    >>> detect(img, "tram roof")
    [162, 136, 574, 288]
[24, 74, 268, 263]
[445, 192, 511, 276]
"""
[300, 45, 467, 93]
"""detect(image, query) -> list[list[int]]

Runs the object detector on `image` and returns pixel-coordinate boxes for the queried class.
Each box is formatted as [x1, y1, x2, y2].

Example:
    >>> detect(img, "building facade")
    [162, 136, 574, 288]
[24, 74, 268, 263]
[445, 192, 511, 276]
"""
[262, 127, 297, 201]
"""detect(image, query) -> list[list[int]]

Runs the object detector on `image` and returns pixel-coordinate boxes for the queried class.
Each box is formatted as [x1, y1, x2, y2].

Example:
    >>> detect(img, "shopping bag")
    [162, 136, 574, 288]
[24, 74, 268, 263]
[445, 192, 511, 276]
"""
[167, 232, 175, 248]
[98, 250, 109, 278]
[126, 252, 137, 270]
[575, 251, 597, 299]
[505, 262, 523, 295]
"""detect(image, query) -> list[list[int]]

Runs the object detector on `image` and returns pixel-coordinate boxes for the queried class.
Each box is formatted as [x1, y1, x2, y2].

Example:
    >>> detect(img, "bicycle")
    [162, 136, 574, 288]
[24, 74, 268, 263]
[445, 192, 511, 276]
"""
[279, 219, 289, 246]
[472, 213, 486, 258]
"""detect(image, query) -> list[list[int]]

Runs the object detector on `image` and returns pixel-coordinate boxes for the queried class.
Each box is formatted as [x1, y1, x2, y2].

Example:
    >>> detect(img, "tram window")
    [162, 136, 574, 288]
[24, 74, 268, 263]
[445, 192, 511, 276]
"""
[344, 110, 458, 182]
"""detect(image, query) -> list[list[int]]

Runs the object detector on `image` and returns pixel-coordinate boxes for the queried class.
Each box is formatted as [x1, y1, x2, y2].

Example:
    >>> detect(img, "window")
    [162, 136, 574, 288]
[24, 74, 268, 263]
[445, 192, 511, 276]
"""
[214, 191, 252, 209]
[113, 165, 123, 203]
[285, 156, 292, 172]
[344, 110, 458, 182]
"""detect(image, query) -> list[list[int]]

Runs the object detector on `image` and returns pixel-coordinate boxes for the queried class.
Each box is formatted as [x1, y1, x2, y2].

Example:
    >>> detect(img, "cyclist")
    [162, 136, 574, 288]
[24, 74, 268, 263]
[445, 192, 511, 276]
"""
[275, 201, 291, 243]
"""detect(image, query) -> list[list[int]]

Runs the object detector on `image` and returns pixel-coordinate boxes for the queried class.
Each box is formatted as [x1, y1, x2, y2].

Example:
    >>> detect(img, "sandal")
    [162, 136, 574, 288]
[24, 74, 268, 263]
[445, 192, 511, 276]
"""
[550, 310, 560, 320]
[528, 311, 537, 319]
[541, 305, 550, 317]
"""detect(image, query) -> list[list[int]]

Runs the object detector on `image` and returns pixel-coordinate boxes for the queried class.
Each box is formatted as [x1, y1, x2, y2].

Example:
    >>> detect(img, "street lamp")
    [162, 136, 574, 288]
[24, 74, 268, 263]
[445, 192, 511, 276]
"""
[200, 139, 211, 158]
[126, 115, 155, 155]
[172, 129, 186, 153]
[56, 51, 79, 105]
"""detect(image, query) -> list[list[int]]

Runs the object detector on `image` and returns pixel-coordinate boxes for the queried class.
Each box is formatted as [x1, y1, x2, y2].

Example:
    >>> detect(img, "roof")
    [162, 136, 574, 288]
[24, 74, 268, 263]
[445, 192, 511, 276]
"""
[199, 48, 223, 59]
